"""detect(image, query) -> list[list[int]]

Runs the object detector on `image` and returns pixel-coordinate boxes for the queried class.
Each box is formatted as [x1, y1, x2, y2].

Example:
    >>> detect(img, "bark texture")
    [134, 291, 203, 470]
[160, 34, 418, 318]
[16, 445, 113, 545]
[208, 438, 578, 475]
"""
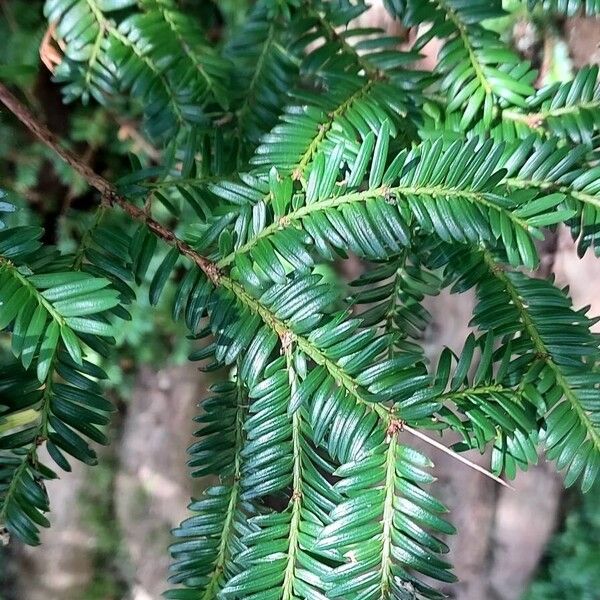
[114, 365, 203, 599]
[10, 459, 95, 600]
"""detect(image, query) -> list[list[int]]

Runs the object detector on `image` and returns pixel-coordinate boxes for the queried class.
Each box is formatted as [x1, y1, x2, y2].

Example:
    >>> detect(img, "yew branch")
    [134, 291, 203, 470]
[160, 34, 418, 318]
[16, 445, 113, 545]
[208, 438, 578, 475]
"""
[0, 83, 218, 281]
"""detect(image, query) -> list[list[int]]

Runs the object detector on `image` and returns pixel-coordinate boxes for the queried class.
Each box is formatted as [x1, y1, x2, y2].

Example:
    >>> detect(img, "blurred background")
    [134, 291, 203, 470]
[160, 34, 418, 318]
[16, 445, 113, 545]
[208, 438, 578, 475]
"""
[0, 1, 599, 598]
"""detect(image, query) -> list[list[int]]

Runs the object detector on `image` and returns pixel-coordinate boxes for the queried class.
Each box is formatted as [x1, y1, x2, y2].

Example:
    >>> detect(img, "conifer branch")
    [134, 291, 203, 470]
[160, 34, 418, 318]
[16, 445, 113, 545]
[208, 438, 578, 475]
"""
[0, 82, 217, 280]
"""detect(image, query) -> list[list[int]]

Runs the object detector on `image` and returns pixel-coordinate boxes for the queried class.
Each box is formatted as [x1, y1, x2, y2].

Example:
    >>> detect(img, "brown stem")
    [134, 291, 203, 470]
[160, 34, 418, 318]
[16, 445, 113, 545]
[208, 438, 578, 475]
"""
[0, 83, 219, 282]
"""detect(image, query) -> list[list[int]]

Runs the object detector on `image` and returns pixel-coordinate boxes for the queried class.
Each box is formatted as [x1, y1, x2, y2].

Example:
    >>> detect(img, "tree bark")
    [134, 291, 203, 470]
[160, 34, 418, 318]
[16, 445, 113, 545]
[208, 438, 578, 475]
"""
[114, 365, 204, 599]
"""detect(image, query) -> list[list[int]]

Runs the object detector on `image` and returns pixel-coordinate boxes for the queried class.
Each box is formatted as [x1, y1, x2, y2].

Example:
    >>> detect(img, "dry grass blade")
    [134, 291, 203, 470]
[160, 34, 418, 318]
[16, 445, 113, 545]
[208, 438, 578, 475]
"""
[402, 423, 514, 490]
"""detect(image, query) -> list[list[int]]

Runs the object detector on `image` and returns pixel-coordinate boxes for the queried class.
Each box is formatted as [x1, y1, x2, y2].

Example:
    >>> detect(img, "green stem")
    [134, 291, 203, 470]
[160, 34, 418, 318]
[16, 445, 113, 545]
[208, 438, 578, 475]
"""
[86, 0, 175, 111]
[382, 255, 409, 358]
[380, 432, 396, 598]
[309, 7, 382, 80]
[292, 80, 376, 180]
[200, 372, 245, 600]
[136, 175, 222, 189]
[157, 5, 218, 100]
[440, 384, 514, 404]
[435, 0, 492, 96]
[282, 350, 302, 600]
[236, 22, 276, 128]
[219, 276, 391, 425]
[482, 251, 600, 452]
[503, 101, 600, 128]
[505, 176, 600, 210]
[0, 232, 92, 528]
[0, 353, 57, 526]
[73, 206, 106, 270]
[83, 0, 106, 88]
[0, 260, 66, 327]
[217, 182, 530, 269]
[0, 454, 33, 524]
[106, 23, 186, 126]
